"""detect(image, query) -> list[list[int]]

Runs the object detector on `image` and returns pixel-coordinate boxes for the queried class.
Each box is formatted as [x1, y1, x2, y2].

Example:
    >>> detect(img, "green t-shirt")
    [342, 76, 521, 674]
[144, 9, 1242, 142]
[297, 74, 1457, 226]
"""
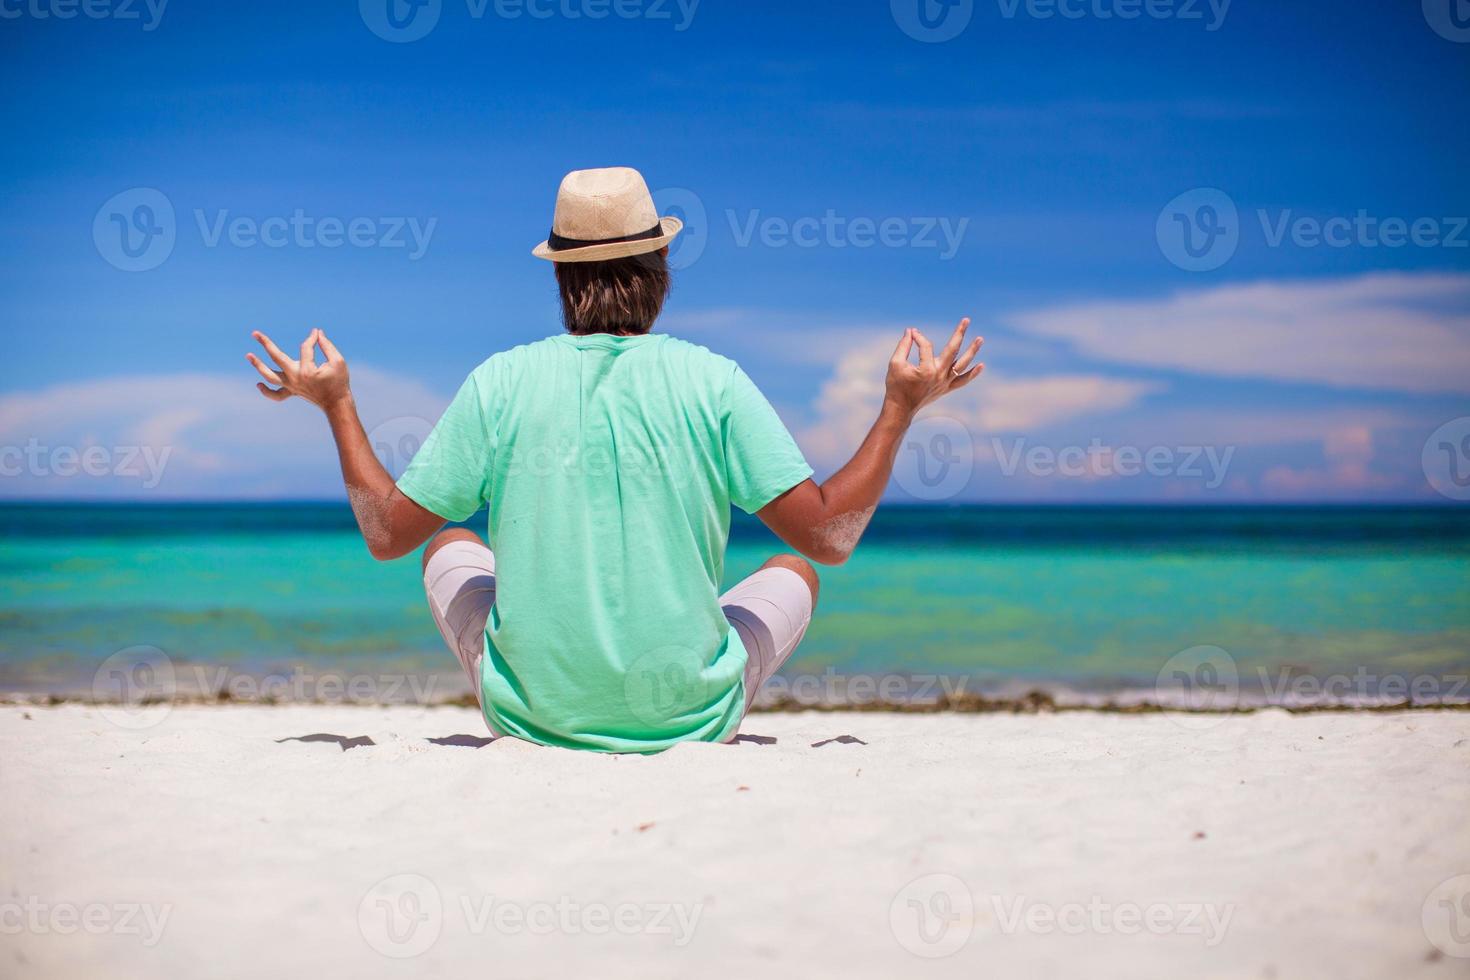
[397, 333, 813, 752]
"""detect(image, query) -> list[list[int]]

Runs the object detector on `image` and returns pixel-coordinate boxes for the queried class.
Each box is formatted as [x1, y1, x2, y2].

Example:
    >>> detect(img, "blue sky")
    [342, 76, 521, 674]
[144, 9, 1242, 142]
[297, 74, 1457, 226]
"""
[1, 0, 1468, 501]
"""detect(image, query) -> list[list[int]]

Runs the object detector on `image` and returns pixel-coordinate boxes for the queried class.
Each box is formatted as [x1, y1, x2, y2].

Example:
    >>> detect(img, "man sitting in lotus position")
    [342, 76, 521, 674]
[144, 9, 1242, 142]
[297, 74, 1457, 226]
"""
[246, 167, 983, 752]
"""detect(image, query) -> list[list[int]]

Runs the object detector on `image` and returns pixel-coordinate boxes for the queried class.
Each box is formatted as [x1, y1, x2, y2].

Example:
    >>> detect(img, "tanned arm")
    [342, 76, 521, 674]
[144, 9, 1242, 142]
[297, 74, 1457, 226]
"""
[757, 317, 983, 566]
[247, 329, 445, 561]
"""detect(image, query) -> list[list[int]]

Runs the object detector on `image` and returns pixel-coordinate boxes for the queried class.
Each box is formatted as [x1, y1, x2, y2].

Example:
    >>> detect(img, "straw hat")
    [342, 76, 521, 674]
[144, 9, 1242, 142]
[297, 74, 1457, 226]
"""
[532, 167, 683, 263]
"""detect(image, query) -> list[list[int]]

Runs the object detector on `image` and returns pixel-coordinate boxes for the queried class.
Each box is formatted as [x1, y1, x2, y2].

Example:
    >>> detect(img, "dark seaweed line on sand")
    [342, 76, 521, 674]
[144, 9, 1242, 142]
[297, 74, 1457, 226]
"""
[5, 690, 1469, 715]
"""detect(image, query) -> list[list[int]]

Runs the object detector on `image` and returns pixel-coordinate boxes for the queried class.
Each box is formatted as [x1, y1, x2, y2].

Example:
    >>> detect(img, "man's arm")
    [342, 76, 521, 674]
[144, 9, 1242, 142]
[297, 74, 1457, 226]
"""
[757, 318, 983, 566]
[248, 329, 445, 561]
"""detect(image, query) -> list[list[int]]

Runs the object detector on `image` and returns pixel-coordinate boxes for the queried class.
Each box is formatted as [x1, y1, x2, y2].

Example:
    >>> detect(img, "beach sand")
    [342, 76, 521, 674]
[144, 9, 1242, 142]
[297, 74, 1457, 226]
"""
[2, 705, 1468, 978]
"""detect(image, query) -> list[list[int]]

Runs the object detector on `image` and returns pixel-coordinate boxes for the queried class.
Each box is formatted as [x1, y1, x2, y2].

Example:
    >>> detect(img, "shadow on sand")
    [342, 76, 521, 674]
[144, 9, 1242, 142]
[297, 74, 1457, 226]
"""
[275, 733, 497, 751]
[275, 732, 868, 751]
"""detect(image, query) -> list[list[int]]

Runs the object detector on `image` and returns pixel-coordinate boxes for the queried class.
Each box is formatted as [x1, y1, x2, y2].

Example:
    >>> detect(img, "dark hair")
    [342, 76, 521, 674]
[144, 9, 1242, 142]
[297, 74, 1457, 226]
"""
[553, 250, 672, 336]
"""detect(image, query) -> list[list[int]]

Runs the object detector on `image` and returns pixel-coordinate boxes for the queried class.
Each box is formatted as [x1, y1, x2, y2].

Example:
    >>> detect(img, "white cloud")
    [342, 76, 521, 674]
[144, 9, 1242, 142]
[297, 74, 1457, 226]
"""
[1006, 272, 1470, 394]
[795, 334, 1160, 467]
[0, 367, 447, 499]
[1258, 424, 1402, 497]
[1074, 405, 1416, 450]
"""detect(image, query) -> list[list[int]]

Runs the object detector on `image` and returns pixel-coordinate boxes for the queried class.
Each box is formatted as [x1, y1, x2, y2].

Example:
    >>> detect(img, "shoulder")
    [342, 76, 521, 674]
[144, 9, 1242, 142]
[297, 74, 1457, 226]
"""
[652, 335, 741, 380]
[493, 336, 567, 364]
[465, 337, 565, 383]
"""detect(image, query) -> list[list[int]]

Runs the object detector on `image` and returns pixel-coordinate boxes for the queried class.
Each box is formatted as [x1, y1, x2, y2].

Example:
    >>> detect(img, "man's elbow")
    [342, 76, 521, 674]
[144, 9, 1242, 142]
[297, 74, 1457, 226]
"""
[807, 543, 853, 567]
[804, 509, 872, 566]
[365, 537, 408, 562]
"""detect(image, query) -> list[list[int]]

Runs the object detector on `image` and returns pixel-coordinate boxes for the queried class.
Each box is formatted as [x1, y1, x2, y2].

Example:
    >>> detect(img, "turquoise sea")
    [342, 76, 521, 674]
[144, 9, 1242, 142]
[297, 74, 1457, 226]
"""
[2, 504, 1467, 703]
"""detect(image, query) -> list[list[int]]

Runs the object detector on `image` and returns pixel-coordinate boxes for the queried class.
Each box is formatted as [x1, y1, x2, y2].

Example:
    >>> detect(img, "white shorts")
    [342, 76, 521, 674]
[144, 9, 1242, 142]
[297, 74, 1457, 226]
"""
[422, 539, 813, 727]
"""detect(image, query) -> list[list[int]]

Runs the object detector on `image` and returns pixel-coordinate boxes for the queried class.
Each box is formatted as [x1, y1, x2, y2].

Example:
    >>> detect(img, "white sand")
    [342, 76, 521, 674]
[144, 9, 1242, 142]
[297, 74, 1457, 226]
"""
[2, 704, 1469, 979]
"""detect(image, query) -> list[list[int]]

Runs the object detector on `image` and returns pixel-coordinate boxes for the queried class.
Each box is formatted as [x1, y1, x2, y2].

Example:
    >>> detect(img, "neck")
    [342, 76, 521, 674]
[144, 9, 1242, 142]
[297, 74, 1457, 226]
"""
[568, 327, 650, 337]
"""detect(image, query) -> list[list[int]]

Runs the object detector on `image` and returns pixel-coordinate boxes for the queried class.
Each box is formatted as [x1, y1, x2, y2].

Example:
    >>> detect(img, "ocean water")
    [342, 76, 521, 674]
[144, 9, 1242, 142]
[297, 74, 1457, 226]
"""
[1, 504, 1468, 703]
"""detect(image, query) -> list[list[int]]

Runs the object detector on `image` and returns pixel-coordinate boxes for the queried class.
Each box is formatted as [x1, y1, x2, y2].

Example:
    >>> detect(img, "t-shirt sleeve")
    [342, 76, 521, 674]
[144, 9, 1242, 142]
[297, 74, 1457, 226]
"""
[395, 371, 494, 523]
[724, 365, 814, 515]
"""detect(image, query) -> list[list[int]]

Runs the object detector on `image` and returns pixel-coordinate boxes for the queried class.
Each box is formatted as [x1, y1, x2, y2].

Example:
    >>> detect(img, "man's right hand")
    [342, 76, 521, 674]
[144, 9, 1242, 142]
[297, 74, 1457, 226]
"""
[883, 317, 984, 419]
[244, 327, 444, 561]
[247, 328, 353, 412]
